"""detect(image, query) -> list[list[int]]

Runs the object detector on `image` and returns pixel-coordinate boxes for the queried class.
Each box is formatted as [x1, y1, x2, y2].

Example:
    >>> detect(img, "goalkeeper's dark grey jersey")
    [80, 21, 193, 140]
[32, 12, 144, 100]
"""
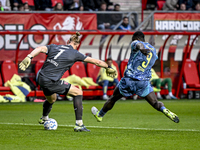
[39, 44, 87, 81]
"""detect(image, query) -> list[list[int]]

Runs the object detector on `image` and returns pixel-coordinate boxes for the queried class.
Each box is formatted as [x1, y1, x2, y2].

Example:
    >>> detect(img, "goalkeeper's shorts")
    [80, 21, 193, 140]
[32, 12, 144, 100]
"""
[118, 77, 153, 97]
[37, 74, 71, 96]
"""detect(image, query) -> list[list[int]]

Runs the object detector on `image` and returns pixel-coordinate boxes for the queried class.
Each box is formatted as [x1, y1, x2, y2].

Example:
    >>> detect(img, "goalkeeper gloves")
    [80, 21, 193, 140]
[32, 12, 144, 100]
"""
[19, 54, 33, 71]
[106, 66, 116, 78]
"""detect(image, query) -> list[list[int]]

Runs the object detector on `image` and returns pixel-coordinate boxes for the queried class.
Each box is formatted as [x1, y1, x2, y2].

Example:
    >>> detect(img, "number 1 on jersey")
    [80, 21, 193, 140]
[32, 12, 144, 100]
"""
[54, 49, 65, 59]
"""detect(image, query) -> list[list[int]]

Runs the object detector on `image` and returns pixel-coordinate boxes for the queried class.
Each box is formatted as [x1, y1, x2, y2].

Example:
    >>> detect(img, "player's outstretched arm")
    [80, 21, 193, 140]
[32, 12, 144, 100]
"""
[84, 57, 108, 68]
[84, 57, 116, 78]
[19, 46, 48, 71]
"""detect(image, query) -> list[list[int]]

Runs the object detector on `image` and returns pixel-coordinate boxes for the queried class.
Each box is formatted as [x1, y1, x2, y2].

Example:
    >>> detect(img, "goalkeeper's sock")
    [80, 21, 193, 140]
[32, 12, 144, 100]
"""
[43, 100, 54, 116]
[42, 116, 49, 121]
[76, 120, 83, 126]
[73, 95, 83, 120]
[98, 108, 106, 117]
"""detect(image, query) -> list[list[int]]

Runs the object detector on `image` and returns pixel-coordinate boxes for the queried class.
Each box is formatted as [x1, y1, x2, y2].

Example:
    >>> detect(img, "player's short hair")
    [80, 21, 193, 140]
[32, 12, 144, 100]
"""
[69, 31, 81, 45]
[132, 31, 145, 42]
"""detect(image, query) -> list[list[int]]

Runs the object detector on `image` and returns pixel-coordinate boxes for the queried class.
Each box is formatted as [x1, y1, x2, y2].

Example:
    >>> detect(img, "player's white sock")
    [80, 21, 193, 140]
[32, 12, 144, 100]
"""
[76, 120, 83, 126]
[169, 92, 173, 97]
[157, 92, 161, 98]
[42, 116, 49, 120]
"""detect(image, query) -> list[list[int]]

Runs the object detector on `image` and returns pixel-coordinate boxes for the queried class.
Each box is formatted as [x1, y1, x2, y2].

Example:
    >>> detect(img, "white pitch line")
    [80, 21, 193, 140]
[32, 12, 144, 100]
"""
[0, 122, 199, 132]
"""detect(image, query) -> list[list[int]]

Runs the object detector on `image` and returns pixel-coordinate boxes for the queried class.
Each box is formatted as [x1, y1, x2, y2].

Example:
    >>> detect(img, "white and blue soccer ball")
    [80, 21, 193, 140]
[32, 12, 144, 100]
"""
[44, 118, 58, 130]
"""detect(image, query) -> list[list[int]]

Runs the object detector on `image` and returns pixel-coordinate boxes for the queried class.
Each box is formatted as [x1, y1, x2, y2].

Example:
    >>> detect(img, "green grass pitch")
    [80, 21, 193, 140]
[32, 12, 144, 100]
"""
[0, 100, 199, 150]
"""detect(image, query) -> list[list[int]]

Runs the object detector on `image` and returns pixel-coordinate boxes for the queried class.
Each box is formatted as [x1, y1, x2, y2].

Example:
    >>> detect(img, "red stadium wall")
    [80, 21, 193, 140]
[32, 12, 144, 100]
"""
[0, 13, 97, 61]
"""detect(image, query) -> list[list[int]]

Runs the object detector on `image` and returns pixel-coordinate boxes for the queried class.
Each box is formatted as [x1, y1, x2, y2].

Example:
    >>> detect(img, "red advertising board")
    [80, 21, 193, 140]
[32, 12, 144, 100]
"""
[154, 13, 200, 31]
[0, 13, 97, 61]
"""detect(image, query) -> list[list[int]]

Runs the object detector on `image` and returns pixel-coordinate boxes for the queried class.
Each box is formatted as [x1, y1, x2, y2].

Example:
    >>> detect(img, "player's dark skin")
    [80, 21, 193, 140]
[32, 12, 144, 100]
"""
[101, 37, 164, 113]
[101, 87, 163, 113]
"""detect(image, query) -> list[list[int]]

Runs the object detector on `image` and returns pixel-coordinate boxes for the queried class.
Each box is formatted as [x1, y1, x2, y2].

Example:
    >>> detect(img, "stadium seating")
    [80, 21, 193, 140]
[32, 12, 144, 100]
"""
[61, 70, 70, 78]
[198, 62, 200, 75]
[86, 62, 117, 91]
[0, 60, 16, 95]
[183, 59, 200, 94]
[0, 73, 11, 91]
[0, 58, 178, 98]
[70, 62, 87, 78]
[87, 61, 120, 82]
[184, 59, 200, 88]
[0, 60, 35, 96]
[70, 62, 99, 90]
[86, 63, 100, 82]
[69, 62, 115, 96]
[157, 0, 165, 10]
[1, 60, 18, 83]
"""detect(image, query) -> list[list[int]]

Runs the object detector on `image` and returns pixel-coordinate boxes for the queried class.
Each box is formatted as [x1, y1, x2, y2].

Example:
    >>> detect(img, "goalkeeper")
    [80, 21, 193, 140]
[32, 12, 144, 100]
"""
[151, 68, 177, 99]
[19, 31, 116, 132]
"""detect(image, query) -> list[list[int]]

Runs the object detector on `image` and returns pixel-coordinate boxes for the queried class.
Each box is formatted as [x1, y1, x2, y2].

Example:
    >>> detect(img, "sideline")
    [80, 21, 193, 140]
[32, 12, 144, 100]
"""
[0, 122, 199, 132]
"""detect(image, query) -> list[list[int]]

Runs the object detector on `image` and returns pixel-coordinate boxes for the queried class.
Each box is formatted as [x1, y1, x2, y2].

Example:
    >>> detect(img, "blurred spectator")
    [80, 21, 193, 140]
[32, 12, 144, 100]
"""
[151, 68, 177, 99]
[179, 3, 186, 10]
[178, 0, 194, 10]
[24, 2, 31, 11]
[109, 4, 122, 30]
[93, 0, 113, 10]
[18, 3, 24, 11]
[96, 58, 119, 100]
[63, 0, 83, 11]
[82, 0, 95, 11]
[146, 0, 158, 10]
[118, 17, 132, 30]
[98, 1, 107, 11]
[0, 0, 10, 10]
[97, 2, 110, 30]
[0, 1, 4, 11]
[35, 0, 52, 11]
[163, 0, 179, 10]
[113, 3, 120, 11]
[54, 2, 63, 11]
[195, 2, 200, 10]
[12, 0, 22, 10]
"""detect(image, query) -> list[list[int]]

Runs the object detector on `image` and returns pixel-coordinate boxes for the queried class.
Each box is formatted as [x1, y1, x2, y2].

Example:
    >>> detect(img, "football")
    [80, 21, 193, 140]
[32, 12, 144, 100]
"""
[44, 118, 58, 130]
